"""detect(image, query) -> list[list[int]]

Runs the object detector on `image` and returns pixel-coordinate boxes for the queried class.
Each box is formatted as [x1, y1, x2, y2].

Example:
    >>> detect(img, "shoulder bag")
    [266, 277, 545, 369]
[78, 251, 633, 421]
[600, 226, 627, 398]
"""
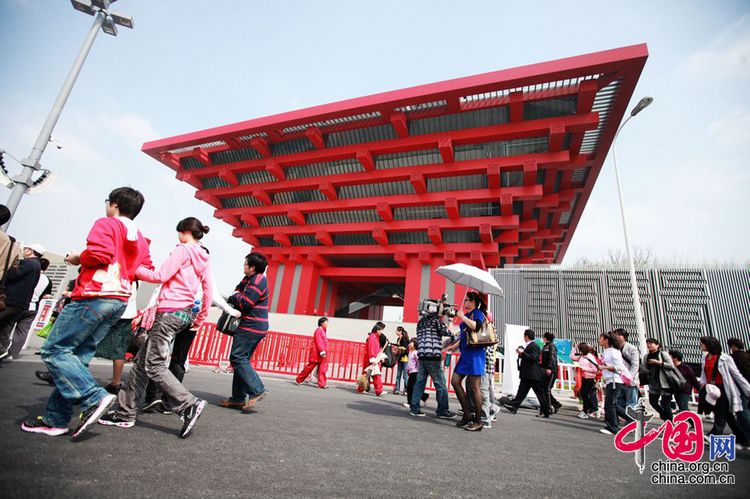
[660, 351, 687, 393]
[466, 311, 498, 347]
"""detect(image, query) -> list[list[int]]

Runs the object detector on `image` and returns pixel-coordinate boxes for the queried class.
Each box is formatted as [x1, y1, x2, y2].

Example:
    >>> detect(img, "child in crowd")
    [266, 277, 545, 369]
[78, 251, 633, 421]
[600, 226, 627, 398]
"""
[22, 187, 152, 438]
[403, 339, 429, 408]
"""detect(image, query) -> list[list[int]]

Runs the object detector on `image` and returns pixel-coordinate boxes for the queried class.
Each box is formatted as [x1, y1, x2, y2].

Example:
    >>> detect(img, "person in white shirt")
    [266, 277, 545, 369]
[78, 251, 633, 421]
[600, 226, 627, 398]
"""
[597, 330, 632, 436]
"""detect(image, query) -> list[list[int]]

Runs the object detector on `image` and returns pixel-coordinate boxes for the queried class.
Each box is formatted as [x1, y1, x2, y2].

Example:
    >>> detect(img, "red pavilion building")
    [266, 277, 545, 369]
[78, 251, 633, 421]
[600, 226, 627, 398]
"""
[142, 44, 648, 321]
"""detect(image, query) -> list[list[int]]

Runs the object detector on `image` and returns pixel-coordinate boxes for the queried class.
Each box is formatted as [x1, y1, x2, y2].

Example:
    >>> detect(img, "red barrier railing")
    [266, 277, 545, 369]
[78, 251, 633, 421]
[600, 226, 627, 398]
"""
[187, 323, 460, 391]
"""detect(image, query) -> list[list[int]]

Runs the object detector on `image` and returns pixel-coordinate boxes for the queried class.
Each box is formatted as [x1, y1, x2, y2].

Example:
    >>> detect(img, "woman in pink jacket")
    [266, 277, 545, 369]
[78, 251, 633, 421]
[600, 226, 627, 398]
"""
[295, 317, 329, 389]
[571, 342, 600, 419]
[357, 322, 386, 396]
[99, 217, 212, 439]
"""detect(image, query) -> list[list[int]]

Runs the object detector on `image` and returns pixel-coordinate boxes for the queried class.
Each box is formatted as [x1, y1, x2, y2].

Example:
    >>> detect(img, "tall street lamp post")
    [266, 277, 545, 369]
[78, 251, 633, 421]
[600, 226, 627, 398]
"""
[1, 0, 133, 229]
[611, 96, 653, 357]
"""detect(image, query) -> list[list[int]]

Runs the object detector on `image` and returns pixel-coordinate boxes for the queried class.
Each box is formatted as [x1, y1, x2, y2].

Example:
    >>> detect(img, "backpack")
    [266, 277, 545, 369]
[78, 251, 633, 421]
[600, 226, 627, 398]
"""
[381, 341, 398, 368]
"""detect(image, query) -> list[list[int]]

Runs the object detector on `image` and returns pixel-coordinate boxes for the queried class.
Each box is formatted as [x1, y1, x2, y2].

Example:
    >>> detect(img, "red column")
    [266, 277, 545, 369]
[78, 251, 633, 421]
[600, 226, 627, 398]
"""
[295, 261, 320, 315]
[276, 262, 297, 314]
[403, 256, 423, 322]
[316, 278, 329, 316]
[429, 256, 447, 299]
[266, 260, 281, 307]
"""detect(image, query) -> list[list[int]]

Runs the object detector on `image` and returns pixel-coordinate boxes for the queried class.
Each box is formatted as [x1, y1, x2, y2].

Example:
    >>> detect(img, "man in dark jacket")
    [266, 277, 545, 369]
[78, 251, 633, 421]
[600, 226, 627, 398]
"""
[0, 243, 43, 361]
[541, 332, 562, 414]
[728, 338, 750, 434]
[502, 329, 551, 417]
[409, 311, 456, 419]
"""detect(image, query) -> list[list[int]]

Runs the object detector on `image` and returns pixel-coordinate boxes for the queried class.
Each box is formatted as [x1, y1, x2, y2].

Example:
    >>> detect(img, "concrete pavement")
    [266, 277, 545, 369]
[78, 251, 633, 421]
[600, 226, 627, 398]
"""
[0, 358, 746, 498]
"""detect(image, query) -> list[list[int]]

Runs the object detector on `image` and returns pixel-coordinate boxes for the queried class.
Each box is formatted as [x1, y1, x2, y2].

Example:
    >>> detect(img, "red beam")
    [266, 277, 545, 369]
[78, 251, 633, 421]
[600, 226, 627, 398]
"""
[376, 202, 393, 222]
[305, 127, 325, 149]
[428, 226, 442, 245]
[320, 182, 337, 201]
[509, 91, 524, 122]
[218, 184, 543, 219]
[487, 163, 500, 188]
[438, 138, 454, 163]
[315, 230, 333, 247]
[390, 111, 408, 138]
[170, 114, 593, 181]
[254, 189, 272, 206]
[356, 150, 375, 171]
[274, 233, 291, 248]
[267, 161, 285, 181]
[288, 209, 305, 226]
[250, 137, 271, 158]
[219, 169, 239, 187]
[410, 173, 427, 194]
[242, 215, 519, 238]
[373, 228, 388, 246]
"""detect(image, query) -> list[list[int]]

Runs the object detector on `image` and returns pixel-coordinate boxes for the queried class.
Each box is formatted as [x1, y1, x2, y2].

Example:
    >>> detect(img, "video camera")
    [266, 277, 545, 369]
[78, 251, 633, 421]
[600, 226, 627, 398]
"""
[418, 294, 458, 318]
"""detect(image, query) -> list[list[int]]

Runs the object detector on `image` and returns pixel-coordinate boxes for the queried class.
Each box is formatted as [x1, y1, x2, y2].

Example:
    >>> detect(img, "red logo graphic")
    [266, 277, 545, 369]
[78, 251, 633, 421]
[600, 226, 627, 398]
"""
[615, 411, 704, 462]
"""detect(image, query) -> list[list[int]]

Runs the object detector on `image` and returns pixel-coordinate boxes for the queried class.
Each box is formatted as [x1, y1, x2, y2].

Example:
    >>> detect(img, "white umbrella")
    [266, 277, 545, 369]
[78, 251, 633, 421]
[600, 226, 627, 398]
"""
[435, 263, 504, 297]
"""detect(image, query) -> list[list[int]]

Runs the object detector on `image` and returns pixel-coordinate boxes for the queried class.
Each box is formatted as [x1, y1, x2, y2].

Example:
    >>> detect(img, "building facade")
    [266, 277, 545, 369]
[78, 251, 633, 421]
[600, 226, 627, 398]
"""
[491, 267, 750, 363]
[143, 45, 648, 322]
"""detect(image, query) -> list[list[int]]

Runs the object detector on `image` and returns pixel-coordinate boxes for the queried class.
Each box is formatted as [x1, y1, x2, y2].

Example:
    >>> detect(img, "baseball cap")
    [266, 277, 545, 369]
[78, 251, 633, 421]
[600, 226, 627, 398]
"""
[704, 383, 720, 406]
[24, 243, 46, 256]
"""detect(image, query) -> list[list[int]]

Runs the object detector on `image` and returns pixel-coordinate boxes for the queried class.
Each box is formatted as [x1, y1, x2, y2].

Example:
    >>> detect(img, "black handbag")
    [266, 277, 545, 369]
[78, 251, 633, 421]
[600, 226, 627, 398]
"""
[216, 309, 241, 336]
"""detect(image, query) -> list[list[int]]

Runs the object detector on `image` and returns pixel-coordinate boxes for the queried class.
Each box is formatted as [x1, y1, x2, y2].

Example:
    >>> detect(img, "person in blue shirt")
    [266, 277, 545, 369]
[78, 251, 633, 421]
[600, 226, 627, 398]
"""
[451, 291, 487, 432]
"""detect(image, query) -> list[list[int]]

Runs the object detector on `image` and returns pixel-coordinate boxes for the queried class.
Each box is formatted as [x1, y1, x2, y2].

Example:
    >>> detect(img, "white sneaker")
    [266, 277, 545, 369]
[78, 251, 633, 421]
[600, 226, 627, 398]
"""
[402, 403, 410, 408]
[599, 428, 614, 435]
[578, 411, 589, 420]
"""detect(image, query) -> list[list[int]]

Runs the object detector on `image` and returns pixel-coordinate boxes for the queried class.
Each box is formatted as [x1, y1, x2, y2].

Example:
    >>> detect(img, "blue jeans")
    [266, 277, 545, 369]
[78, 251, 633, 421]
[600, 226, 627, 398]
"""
[41, 298, 126, 427]
[410, 359, 450, 415]
[230, 331, 266, 401]
[395, 361, 408, 392]
[616, 384, 639, 413]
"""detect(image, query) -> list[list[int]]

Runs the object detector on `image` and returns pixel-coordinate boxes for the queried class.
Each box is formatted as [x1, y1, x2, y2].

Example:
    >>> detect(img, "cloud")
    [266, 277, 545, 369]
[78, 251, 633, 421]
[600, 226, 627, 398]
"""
[707, 107, 750, 149]
[682, 15, 750, 80]
[99, 113, 160, 147]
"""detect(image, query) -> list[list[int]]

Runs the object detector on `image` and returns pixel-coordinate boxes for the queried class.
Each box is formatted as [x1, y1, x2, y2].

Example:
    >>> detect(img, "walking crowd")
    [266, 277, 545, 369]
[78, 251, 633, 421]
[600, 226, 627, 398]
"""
[1, 188, 749, 448]
[0, 188, 272, 439]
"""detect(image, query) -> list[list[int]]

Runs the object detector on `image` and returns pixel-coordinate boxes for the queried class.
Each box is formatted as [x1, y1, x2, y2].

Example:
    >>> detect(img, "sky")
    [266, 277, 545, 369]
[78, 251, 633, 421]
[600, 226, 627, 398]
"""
[1, 0, 749, 293]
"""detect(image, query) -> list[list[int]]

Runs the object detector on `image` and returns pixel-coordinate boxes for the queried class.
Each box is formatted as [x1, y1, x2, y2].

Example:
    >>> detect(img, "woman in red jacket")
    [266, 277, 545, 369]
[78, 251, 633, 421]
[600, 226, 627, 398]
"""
[357, 322, 386, 396]
[295, 317, 329, 389]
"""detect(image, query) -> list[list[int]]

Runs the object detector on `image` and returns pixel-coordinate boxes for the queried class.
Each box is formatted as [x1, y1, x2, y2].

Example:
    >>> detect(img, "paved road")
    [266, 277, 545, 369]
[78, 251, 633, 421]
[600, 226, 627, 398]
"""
[0, 358, 746, 498]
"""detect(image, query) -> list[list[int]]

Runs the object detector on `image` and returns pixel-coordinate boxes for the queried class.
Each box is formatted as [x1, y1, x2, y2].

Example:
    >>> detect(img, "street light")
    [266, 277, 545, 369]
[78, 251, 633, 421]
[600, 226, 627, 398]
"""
[611, 96, 654, 357]
[1, 0, 134, 229]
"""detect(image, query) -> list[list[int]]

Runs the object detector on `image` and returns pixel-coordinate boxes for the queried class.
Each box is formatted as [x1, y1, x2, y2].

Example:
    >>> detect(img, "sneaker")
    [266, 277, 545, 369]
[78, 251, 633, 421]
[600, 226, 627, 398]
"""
[35, 370, 55, 386]
[71, 393, 116, 439]
[143, 399, 165, 413]
[501, 403, 517, 415]
[98, 411, 135, 428]
[241, 391, 267, 412]
[490, 404, 500, 421]
[180, 399, 206, 439]
[145, 401, 172, 415]
[218, 399, 244, 409]
[436, 411, 457, 420]
[402, 403, 410, 408]
[21, 416, 69, 436]
[457, 409, 464, 416]
[294, 381, 302, 386]
[599, 427, 615, 436]
[104, 383, 122, 395]
[482, 418, 492, 429]
[0, 351, 9, 362]
[456, 415, 473, 427]
[465, 421, 484, 432]
[578, 412, 589, 420]
[409, 411, 426, 417]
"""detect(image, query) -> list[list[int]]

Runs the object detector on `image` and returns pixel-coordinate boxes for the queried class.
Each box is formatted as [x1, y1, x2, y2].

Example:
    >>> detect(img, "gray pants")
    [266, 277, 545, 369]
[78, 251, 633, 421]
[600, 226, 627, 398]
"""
[481, 373, 496, 418]
[9, 310, 36, 358]
[117, 309, 196, 419]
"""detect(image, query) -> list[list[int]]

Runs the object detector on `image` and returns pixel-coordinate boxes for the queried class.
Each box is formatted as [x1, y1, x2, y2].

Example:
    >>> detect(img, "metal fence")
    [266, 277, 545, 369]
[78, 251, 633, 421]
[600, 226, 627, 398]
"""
[490, 268, 750, 364]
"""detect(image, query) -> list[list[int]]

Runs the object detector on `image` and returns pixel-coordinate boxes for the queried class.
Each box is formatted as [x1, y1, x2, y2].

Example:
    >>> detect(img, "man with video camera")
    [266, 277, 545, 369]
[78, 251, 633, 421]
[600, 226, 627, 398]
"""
[409, 297, 457, 419]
